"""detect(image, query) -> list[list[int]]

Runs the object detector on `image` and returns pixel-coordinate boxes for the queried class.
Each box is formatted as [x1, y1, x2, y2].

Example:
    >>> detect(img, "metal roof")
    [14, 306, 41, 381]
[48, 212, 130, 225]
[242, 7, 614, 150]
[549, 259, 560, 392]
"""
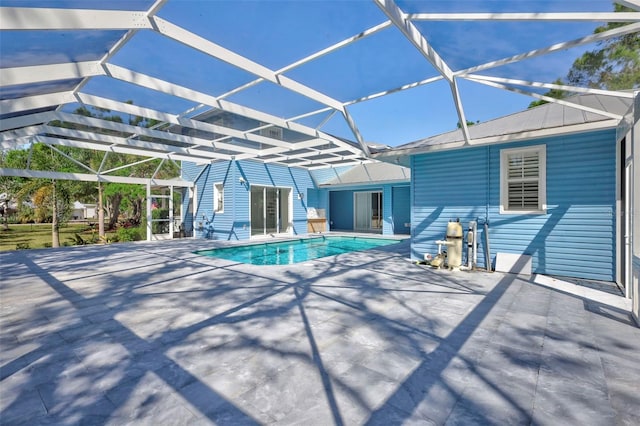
[373, 93, 635, 164]
[320, 162, 410, 187]
[1, 1, 639, 183]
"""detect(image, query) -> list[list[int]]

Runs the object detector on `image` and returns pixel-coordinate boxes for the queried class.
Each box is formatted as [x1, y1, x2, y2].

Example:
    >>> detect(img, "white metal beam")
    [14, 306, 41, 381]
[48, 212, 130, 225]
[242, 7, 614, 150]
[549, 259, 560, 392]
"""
[0, 168, 194, 187]
[616, 1, 640, 11]
[0, 61, 104, 86]
[465, 77, 624, 120]
[456, 22, 640, 75]
[345, 75, 444, 106]
[461, 74, 636, 98]
[78, 92, 303, 151]
[374, 0, 454, 82]
[39, 125, 231, 162]
[35, 135, 212, 165]
[0, 7, 153, 30]
[450, 78, 471, 144]
[341, 108, 371, 156]
[53, 110, 262, 156]
[217, 20, 392, 100]
[0, 91, 75, 115]
[0, 125, 45, 141]
[150, 16, 345, 111]
[0, 111, 57, 132]
[408, 12, 640, 22]
[374, 0, 470, 144]
[100, 64, 363, 155]
[48, 145, 97, 174]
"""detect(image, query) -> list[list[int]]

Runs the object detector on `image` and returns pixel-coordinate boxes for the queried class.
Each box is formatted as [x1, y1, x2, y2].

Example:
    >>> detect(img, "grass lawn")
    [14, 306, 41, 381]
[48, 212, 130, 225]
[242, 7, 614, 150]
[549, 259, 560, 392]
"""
[0, 223, 108, 251]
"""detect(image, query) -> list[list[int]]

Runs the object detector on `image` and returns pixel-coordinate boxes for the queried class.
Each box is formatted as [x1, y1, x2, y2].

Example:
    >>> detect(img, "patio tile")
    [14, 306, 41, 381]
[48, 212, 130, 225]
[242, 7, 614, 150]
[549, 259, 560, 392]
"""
[1, 240, 638, 425]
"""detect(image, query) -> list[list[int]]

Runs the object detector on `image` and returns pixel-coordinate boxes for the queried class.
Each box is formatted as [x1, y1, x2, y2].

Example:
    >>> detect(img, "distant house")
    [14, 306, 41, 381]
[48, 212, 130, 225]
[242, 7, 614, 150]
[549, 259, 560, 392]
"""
[72, 201, 97, 221]
[374, 94, 634, 284]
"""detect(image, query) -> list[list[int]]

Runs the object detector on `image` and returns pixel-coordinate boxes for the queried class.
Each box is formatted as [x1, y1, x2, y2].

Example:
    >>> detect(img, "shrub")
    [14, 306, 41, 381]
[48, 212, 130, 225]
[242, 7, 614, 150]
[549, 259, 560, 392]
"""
[117, 226, 142, 242]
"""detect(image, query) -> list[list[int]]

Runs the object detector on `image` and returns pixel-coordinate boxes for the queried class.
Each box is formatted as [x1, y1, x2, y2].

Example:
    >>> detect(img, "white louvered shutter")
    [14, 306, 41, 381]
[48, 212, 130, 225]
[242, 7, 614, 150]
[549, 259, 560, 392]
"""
[507, 151, 540, 210]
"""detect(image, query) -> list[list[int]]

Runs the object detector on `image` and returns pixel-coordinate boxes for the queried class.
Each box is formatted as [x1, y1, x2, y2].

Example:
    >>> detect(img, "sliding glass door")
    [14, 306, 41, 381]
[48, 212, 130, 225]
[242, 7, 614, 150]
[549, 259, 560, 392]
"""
[251, 186, 291, 236]
[354, 191, 382, 232]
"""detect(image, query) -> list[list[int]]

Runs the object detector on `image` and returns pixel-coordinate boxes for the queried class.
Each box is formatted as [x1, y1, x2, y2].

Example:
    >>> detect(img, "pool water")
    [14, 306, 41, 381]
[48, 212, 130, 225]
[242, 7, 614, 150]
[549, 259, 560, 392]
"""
[195, 236, 402, 265]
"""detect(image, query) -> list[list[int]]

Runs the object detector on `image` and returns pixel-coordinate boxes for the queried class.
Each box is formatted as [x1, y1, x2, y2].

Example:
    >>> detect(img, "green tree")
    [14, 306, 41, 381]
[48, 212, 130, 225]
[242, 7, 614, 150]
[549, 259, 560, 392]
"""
[567, 4, 639, 90]
[528, 79, 568, 108]
[529, 4, 639, 108]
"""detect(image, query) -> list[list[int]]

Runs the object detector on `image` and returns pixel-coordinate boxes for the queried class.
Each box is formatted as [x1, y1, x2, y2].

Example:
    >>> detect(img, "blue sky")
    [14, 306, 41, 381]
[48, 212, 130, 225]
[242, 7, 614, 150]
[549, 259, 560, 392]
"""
[1, 0, 620, 146]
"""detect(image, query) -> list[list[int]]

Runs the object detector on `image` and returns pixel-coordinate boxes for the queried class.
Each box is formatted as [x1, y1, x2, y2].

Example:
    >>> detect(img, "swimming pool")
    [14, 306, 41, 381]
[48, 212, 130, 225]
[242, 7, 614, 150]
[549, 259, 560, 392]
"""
[195, 236, 403, 265]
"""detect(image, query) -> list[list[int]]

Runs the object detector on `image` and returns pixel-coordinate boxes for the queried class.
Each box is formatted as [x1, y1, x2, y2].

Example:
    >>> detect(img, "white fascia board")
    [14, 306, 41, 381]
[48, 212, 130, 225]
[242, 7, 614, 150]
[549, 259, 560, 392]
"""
[0, 7, 153, 30]
[374, 0, 453, 82]
[461, 75, 636, 98]
[408, 12, 640, 22]
[0, 168, 194, 187]
[151, 17, 344, 110]
[40, 125, 231, 161]
[457, 22, 640, 76]
[35, 135, 212, 165]
[0, 91, 76, 115]
[0, 61, 104, 86]
[0, 111, 57, 132]
[466, 77, 623, 120]
[372, 120, 618, 159]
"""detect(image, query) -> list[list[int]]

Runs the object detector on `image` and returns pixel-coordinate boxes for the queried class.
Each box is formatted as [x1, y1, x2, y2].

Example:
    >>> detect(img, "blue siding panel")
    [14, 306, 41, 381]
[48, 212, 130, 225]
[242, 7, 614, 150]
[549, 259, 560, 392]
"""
[411, 129, 616, 281]
[392, 186, 411, 235]
[191, 160, 316, 241]
[329, 190, 354, 230]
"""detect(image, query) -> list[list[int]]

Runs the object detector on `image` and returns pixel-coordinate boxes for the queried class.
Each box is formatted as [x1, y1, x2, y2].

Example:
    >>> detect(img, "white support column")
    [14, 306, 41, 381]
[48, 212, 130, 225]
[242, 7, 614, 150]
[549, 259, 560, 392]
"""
[146, 182, 152, 242]
[169, 186, 174, 239]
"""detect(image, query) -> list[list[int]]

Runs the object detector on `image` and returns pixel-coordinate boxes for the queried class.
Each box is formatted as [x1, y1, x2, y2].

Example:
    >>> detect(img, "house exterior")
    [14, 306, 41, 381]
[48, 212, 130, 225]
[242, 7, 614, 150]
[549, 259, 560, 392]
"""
[374, 94, 635, 286]
[71, 201, 97, 221]
[180, 93, 638, 324]
[182, 160, 411, 240]
[313, 163, 411, 235]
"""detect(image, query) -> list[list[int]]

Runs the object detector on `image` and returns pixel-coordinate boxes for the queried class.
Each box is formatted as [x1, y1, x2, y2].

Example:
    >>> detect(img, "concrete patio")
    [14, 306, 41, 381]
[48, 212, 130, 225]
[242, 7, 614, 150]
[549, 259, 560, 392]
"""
[1, 238, 639, 425]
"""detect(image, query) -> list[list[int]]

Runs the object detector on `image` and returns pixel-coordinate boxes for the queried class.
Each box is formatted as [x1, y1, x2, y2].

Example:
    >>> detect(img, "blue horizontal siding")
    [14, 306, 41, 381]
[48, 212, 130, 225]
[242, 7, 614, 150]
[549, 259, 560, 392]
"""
[192, 160, 316, 240]
[411, 129, 616, 281]
[392, 186, 411, 235]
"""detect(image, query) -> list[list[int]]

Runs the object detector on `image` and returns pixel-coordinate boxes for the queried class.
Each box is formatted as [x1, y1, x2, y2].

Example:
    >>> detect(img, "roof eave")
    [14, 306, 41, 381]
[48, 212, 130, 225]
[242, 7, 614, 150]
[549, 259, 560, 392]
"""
[373, 119, 620, 160]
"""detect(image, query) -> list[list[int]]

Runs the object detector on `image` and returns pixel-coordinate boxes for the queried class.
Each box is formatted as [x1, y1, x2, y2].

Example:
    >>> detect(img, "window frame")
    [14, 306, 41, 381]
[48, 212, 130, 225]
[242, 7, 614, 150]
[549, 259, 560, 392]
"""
[213, 182, 224, 214]
[499, 144, 547, 215]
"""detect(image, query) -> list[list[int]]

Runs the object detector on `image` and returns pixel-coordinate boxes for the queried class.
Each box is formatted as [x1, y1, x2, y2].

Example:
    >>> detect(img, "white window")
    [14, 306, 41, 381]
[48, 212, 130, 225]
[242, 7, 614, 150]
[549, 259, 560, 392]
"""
[500, 145, 546, 214]
[214, 183, 224, 213]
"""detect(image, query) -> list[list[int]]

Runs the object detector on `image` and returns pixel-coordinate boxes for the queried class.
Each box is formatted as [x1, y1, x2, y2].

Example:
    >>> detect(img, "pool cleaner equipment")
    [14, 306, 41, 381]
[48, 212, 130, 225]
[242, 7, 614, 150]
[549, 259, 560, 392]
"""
[431, 219, 463, 270]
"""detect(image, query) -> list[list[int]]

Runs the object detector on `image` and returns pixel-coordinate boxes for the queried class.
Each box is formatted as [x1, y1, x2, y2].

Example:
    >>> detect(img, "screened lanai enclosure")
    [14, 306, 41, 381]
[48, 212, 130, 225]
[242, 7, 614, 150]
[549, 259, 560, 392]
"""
[1, 1, 639, 319]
